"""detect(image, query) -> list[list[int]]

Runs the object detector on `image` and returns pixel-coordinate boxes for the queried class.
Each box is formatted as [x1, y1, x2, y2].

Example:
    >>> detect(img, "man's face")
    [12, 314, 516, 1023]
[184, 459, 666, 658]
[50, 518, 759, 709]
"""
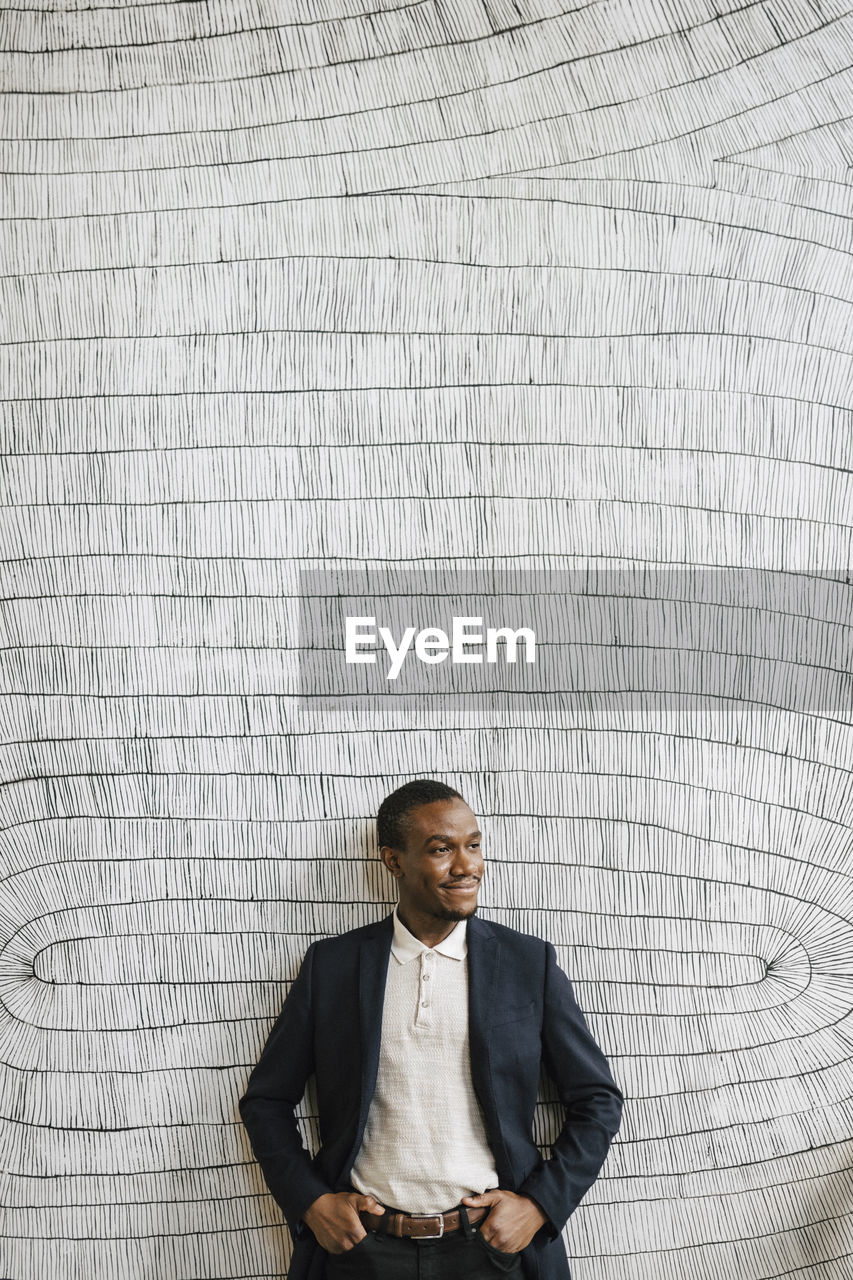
[382, 798, 484, 924]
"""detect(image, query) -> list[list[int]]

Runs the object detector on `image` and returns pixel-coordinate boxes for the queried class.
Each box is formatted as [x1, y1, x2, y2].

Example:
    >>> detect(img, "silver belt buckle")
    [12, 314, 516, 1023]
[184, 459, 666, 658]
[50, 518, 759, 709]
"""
[410, 1212, 444, 1239]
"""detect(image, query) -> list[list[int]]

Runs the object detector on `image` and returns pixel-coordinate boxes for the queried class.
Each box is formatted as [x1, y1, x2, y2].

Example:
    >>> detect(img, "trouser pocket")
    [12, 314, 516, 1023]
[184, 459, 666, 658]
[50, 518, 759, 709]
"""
[474, 1231, 524, 1273]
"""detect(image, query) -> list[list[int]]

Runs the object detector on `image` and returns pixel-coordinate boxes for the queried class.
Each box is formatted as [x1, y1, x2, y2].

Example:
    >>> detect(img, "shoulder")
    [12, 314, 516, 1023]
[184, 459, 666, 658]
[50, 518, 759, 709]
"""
[307, 913, 394, 961]
[472, 917, 584, 1020]
[470, 913, 552, 965]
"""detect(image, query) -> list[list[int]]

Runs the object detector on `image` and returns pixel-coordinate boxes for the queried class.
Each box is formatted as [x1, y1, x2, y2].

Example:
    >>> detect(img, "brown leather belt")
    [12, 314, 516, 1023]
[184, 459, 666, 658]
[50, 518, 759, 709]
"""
[359, 1205, 488, 1239]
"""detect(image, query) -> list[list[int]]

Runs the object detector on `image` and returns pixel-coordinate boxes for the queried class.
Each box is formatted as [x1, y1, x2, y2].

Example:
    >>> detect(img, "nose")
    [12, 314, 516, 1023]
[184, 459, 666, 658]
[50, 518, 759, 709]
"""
[450, 844, 482, 878]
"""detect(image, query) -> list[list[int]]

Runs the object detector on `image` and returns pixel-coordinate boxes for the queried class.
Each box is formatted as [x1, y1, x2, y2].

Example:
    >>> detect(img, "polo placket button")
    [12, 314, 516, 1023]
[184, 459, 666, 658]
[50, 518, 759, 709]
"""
[416, 952, 434, 1026]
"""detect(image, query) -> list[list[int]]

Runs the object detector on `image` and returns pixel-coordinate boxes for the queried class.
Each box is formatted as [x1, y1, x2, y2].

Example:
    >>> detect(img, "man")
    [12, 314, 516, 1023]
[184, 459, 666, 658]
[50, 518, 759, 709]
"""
[240, 780, 623, 1279]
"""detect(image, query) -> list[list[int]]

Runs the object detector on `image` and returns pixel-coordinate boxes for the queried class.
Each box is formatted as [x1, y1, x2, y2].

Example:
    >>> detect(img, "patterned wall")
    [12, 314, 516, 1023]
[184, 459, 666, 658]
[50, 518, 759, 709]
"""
[1, 2, 852, 1278]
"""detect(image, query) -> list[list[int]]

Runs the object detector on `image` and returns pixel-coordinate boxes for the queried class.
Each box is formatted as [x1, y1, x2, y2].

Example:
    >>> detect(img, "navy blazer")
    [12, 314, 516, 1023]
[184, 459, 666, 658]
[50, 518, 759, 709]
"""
[239, 912, 623, 1280]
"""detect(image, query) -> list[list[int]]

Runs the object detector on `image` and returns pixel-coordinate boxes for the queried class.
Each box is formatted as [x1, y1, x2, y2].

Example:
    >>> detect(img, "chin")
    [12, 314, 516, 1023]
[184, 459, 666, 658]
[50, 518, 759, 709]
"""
[434, 904, 479, 921]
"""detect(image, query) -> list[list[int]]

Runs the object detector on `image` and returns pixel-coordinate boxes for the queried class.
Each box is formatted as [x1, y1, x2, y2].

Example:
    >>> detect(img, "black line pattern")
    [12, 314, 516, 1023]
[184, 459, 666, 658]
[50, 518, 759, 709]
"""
[1, 2, 852, 1278]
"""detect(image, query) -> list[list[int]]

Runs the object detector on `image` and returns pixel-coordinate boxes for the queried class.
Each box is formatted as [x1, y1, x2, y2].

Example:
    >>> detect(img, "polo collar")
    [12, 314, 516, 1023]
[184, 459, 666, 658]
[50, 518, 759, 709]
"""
[390, 905, 468, 964]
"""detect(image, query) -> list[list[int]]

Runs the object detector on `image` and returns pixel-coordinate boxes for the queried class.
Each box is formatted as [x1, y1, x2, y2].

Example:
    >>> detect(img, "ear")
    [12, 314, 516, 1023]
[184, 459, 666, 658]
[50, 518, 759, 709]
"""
[380, 845, 404, 879]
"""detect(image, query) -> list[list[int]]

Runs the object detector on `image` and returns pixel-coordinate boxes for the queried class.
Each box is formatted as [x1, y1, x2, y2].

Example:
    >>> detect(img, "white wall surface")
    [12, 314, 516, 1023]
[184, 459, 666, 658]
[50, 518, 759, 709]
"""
[1, 3, 852, 1278]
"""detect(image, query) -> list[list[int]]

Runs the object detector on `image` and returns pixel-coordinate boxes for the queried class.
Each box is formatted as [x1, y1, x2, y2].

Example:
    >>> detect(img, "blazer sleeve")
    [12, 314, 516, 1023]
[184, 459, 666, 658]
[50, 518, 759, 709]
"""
[239, 940, 333, 1235]
[518, 941, 623, 1237]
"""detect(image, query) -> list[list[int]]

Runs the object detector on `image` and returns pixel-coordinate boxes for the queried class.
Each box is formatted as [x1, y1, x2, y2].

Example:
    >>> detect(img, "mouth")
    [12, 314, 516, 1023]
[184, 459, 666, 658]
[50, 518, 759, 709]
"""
[440, 881, 480, 892]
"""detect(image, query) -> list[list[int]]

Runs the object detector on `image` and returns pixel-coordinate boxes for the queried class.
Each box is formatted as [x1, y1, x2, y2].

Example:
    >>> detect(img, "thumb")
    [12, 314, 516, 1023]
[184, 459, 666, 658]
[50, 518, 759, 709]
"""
[354, 1195, 385, 1214]
[463, 1191, 501, 1206]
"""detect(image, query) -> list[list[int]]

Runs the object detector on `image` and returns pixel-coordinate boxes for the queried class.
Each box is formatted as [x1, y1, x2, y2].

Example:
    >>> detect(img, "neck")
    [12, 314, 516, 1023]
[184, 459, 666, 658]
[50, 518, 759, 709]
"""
[395, 904, 464, 948]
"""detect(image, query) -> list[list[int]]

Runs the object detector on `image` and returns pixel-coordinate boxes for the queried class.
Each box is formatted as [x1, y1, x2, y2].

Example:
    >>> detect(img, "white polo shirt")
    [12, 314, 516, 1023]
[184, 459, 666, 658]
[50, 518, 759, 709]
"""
[349, 908, 499, 1213]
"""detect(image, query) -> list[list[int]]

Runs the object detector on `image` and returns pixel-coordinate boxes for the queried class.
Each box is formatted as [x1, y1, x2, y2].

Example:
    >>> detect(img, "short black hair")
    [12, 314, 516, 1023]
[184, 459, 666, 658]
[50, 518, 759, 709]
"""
[377, 779, 465, 850]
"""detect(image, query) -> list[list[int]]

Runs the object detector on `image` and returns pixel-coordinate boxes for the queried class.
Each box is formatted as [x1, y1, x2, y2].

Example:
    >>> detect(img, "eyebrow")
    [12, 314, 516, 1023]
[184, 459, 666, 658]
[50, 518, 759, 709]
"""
[424, 831, 482, 843]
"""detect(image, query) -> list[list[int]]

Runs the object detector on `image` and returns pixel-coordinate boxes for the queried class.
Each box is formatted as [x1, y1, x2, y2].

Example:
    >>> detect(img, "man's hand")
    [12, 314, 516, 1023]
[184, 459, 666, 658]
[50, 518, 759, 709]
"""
[462, 1190, 548, 1253]
[302, 1191, 385, 1254]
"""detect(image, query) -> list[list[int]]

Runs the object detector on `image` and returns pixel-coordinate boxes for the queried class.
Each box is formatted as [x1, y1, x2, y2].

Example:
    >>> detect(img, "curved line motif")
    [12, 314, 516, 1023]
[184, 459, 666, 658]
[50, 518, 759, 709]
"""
[2, 2, 853, 1277]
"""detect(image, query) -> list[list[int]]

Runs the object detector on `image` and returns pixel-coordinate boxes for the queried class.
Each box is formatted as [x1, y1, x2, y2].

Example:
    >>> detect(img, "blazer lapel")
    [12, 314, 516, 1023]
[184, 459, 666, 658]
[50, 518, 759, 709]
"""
[349, 913, 394, 1165]
[467, 914, 512, 1177]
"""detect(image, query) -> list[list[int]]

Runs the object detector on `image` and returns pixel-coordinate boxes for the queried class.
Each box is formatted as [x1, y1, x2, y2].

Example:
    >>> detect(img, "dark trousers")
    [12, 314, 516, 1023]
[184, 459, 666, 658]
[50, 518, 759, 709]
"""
[324, 1227, 524, 1279]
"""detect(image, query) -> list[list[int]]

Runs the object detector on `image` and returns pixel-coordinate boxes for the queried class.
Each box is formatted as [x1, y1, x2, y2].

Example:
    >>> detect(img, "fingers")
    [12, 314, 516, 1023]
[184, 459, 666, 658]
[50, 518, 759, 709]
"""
[462, 1190, 502, 1206]
[353, 1194, 385, 1214]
